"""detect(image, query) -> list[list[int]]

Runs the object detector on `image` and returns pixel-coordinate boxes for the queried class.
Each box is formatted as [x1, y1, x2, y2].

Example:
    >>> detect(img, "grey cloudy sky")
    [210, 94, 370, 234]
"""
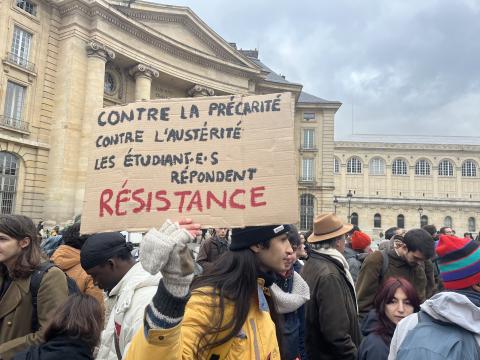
[159, 0, 480, 140]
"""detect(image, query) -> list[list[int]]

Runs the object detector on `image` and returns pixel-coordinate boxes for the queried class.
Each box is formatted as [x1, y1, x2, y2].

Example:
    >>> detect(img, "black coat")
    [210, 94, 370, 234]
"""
[12, 336, 93, 360]
[302, 251, 362, 360]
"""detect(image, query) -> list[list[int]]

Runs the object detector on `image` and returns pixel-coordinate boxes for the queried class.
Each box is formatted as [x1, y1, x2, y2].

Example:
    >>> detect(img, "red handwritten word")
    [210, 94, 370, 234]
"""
[99, 184, 267, 217]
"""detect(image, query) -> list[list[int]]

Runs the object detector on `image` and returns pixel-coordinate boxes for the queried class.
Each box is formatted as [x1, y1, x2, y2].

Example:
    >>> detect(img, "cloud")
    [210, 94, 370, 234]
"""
[156, 0, 480, 139]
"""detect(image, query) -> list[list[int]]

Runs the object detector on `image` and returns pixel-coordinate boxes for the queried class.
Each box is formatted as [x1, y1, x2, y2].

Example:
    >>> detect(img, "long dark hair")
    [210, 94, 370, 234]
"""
[0, 215, 43, 279]
[44, 293, 104, 351]
[374, 277, 420, 344]
[191, 248, 284, 358]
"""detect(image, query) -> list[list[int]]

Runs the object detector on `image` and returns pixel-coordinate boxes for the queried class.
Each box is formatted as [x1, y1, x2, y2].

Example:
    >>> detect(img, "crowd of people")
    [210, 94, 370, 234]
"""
[0, 212, 479, 359]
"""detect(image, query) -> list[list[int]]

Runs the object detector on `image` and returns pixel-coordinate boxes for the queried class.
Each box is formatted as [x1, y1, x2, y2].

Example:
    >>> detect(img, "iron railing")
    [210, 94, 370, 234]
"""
[0, 190, 15, 214]
[299, 176, 316, 183]
[0, 115, 30, 133]
[5, 52, 35, 72]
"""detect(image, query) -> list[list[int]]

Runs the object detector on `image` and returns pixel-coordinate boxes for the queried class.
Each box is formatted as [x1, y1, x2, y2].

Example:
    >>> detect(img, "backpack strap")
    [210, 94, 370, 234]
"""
[30, 262, 55, 332]
[379, 250, 389, 281]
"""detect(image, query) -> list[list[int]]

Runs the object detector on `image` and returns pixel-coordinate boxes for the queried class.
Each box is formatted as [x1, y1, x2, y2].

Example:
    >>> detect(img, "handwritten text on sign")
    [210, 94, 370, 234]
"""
[81, 92, 298, 233]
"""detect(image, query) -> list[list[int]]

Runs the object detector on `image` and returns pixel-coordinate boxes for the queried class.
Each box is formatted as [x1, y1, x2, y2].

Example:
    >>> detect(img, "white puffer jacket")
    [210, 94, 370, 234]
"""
[96, 262, 161, 360]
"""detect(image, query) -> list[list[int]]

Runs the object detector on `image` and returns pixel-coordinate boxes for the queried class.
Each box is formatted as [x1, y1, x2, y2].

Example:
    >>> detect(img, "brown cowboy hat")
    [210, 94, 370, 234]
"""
[307, 213, 353, 243]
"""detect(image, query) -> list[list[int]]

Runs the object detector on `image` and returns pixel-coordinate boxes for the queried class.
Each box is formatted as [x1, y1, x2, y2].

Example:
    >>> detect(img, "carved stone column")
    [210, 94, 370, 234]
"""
[75, 41, 115, 213]
[129, 64, 159, 101]
[187, 84, 215, 97]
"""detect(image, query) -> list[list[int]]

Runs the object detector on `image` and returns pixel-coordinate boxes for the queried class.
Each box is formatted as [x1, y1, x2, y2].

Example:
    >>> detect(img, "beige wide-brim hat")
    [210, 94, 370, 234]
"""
[307, 213, 353, 243]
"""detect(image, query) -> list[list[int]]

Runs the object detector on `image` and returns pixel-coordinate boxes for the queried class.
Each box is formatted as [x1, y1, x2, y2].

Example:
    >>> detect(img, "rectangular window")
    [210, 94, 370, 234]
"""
[302, 129, 315, 149]
[301, 158, 314, 181]
[16, 0, 37, 15]
[4, 81, 26, 125]
[11, 26, 32, 68]
[303, 112, 315, 121]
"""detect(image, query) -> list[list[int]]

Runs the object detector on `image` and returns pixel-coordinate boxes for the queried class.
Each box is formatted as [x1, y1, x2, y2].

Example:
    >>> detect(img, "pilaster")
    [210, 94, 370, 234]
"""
[74, 41, 115, 213]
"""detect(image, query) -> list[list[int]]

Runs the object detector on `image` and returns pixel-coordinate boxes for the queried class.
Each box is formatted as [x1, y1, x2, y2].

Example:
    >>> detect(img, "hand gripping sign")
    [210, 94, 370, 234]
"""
[81, 92, 298, 233]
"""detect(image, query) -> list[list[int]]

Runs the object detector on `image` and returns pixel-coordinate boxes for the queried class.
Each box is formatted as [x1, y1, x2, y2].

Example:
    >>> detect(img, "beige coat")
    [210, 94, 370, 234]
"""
[0, 266, 68, 360]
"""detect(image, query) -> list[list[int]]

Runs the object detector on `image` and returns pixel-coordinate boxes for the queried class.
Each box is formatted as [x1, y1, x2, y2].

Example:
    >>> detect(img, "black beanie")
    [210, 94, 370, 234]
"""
[230, 225, 291, 251]
[80, 232, 132, 270]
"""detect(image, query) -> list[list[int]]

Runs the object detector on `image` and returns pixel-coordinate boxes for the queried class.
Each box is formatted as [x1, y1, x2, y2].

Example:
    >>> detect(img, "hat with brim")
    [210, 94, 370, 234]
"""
[307, 213, 353, 243]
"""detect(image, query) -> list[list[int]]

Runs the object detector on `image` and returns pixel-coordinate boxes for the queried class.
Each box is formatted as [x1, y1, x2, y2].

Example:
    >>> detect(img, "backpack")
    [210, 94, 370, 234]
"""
[30, 262, 80, 331]
[397, 311, 480, 360]
[379, 250, 389, 280]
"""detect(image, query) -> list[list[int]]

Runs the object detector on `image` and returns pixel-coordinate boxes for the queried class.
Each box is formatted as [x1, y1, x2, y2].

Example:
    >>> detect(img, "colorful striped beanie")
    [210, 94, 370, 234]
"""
[436, 234, 480, 289]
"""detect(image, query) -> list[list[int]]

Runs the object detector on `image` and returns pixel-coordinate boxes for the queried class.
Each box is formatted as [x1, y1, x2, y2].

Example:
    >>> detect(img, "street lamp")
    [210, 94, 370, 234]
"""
[418, 206, 423, 227]
[347, 190, 353, 223]
[333, 195, 338, 214]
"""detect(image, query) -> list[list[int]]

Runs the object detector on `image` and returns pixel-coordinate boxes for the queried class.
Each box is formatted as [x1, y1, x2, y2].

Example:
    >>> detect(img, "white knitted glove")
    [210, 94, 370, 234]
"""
[140, 219, 191, 274]
[140, 220, 195, 297]
[162, 243, 195, 297]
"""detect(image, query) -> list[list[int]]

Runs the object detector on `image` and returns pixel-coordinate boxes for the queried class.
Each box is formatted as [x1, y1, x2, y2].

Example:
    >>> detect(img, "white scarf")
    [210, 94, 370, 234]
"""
[270, 271, 310, 314]
[313, 247, 358, 308]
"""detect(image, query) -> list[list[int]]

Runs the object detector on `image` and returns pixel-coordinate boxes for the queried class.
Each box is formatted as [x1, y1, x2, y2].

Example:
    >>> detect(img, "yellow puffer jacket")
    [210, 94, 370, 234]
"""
[125, 285, 280, 360]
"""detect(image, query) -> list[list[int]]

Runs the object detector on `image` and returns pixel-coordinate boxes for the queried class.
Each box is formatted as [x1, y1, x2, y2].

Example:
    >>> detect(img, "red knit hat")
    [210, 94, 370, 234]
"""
[351, 231, 371, 250]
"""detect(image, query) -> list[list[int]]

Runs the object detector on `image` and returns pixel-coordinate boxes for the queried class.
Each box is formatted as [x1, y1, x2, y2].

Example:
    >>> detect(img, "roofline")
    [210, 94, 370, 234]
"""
[94, 0, 263, 75]
[298, 100, 342, 107]
[334, 140, 480, 150]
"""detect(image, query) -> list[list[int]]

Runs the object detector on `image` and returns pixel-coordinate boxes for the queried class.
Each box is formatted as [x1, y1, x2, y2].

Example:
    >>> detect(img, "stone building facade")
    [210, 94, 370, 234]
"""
[331, 140, 480, 237]
[0, 0, 340, 224]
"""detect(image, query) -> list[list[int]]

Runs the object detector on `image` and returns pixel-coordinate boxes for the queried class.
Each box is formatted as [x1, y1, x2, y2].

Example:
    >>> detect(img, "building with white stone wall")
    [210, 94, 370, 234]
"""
[330, 137, 480, 237]
[0, 0, 340, 224]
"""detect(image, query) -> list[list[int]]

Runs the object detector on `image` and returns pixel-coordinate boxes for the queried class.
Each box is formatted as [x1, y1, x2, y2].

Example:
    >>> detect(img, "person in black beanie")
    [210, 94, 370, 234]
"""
[124, 220, 294, 359]
[80, 232, 161, 360]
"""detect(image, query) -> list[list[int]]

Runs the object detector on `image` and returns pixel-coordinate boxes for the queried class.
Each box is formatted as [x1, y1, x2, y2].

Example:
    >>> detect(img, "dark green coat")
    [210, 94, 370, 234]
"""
[302, 251, 361, 360]
[356, 249, 434, 321]
[0, 267, 68, 360]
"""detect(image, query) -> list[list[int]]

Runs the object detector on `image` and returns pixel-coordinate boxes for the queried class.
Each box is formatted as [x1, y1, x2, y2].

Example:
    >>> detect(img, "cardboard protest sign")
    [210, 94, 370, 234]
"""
[81, 92, 298, 233]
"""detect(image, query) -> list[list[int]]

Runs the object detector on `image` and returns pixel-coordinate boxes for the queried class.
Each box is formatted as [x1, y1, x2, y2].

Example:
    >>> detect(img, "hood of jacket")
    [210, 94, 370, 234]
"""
[344, 247, 368, 262]
[343, 246, 357, 260]
[50, 245, 80, 271]
[420, 291, 480, 334]
[361, 309, 380, 336]
[109, 262, 161, 315]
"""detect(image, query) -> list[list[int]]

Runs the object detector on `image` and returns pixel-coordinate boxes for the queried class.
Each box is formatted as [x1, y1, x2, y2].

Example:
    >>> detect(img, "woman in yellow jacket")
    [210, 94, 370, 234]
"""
[125, 220, 294, 360]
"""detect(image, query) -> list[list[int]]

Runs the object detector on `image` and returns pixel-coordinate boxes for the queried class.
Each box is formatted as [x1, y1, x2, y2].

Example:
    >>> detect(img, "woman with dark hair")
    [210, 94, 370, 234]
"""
[125, 220, 294, 360]
[0, 215, 69, 359]
[13, 293, 104, 360]
[358, 277, 420, 360]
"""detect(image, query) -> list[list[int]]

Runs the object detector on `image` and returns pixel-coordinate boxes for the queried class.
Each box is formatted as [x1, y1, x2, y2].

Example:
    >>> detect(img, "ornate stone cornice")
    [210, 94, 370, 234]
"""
[187, 84, 215, 97]
[129, 63, 159, 79]
[114, 7, 244, 66]
[58, 2, 260, 79]
[86, 41, 115, 61]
